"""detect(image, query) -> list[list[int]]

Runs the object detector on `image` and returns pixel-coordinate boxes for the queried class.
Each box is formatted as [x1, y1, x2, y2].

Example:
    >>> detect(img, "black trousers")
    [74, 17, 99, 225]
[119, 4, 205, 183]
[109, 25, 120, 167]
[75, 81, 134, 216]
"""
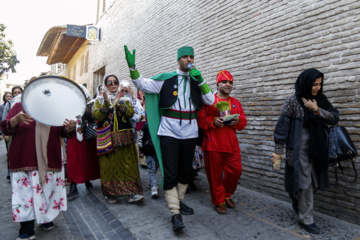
[160, 136, 196, 190]
[19, 220, 35, 236]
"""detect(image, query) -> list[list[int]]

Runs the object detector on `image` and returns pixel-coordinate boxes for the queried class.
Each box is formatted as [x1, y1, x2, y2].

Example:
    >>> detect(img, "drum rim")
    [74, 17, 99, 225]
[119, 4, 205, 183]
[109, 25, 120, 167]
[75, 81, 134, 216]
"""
[22, 75, 86, 126]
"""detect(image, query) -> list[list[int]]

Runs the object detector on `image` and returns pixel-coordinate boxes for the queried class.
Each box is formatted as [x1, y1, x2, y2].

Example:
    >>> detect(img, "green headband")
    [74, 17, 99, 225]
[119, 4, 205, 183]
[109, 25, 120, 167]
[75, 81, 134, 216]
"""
[177, 46, 194, 60]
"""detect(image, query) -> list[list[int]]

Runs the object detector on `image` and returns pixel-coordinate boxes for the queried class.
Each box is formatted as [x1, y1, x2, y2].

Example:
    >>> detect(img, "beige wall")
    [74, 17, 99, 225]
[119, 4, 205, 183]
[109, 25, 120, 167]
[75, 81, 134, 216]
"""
[86, 0, 360, 224]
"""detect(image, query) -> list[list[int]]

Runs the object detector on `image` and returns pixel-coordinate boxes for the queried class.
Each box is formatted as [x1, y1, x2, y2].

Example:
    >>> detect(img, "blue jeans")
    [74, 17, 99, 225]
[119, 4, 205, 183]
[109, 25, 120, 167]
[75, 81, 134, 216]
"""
[146, 155, 159, 188]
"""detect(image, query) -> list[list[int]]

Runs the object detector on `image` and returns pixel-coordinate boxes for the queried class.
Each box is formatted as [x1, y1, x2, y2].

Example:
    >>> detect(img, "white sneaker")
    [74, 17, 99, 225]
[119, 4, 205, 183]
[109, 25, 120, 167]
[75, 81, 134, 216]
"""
[151, 187, 159, 198]
[128, 194, 144, 203]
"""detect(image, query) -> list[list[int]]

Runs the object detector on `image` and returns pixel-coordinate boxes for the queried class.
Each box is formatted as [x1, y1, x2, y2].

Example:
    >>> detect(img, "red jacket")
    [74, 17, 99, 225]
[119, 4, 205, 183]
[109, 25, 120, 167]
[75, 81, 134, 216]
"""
[197, 94, 247, 153]
[1, 102, 75, 172]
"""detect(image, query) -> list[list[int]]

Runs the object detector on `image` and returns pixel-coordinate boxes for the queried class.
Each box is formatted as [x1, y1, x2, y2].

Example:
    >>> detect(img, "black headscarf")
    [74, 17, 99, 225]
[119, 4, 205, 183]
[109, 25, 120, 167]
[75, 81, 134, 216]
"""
[295, 68, 331, 165]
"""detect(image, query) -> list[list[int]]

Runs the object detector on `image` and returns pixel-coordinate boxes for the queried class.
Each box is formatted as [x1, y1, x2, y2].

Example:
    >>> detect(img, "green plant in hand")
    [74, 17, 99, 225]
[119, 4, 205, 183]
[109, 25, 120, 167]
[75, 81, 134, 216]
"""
[215, 101, 230, 111]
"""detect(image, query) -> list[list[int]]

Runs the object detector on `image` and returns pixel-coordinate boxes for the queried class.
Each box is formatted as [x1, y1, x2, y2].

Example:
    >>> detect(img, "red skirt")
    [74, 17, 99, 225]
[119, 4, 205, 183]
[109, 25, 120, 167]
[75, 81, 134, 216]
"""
[67, 137, 100, 183]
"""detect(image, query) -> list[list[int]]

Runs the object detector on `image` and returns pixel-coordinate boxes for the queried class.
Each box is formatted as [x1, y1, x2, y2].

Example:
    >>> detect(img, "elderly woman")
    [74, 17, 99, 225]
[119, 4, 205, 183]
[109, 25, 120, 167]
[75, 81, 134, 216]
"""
[1, 102, 76, 240]
[272, 68, 339, 235]
[93, 75, 144, 204]
[119, 80, 145, 126]
[119, 81, 146, 166]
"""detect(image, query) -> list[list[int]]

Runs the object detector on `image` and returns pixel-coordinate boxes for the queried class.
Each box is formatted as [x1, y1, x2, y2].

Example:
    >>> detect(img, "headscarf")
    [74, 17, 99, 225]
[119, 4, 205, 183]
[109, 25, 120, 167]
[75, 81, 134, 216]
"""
[2, 92, 12, 105]
[80, 84, 91, 101]
[295, 68, 331, 165]
[96, 84, 103, 98]
[89, 84, 103, 105]
[120, 80, 136, 100]
[99, 74, 120, 104]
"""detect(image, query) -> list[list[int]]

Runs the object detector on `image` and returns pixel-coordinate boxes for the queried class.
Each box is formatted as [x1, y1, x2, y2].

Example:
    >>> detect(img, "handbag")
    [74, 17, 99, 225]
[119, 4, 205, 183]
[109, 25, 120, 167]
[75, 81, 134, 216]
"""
[328, 125, 358, 184]
[96, 124, 114, 156]
[84, 122, 97, 140]
[111, 130, 134, 148]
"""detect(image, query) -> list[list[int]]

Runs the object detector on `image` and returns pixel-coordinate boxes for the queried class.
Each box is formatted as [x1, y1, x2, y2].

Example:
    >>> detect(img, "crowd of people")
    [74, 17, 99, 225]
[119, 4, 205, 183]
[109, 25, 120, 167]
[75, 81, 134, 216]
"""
[1, 45, 339, 239]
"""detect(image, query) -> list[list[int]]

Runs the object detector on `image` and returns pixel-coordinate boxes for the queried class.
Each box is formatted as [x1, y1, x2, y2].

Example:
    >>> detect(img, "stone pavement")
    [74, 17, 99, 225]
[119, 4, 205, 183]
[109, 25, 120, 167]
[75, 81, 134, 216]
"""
[1, 139, 360, 240]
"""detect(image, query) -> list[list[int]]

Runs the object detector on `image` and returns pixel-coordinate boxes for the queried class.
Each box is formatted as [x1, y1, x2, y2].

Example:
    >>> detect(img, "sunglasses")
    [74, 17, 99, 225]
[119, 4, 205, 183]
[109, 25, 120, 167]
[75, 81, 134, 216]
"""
[107, 80, 119, 86]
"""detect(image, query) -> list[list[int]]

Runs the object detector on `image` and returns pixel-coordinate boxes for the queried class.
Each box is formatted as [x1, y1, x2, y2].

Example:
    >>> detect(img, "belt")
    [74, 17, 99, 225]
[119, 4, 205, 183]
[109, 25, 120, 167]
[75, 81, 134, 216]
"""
[163, 109, 197, 120]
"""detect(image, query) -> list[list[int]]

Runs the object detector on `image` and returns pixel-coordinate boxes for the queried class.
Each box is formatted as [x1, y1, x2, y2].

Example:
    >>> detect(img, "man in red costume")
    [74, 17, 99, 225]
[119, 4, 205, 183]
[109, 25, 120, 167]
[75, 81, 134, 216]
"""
[197, 70, 247, 214]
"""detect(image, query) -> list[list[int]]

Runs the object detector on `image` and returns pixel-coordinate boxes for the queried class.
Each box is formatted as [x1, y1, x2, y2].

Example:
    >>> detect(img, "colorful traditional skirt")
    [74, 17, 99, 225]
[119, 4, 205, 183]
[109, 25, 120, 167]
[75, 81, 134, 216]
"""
[99, 142, 143, 197]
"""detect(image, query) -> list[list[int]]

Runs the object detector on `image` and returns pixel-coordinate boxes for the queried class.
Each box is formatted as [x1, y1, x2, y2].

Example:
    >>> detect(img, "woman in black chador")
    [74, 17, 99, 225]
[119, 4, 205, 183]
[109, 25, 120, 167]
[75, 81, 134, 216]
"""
[272, 68, 339, 234]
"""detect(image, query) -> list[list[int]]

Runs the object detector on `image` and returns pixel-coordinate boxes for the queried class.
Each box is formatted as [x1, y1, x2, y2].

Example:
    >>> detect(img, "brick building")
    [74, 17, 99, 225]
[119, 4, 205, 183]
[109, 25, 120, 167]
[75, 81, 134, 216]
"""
[39, 0, 360, 225]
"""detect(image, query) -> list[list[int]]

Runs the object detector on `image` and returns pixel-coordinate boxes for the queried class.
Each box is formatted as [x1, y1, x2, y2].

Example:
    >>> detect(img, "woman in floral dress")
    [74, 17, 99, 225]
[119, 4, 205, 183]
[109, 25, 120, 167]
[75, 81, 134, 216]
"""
[1, 101, 76, 240]
[93, 75, 144, 204]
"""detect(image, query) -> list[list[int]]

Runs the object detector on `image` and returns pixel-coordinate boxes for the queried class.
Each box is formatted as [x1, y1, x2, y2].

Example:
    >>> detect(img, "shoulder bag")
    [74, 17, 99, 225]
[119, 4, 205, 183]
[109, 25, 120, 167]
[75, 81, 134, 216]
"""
[328, 125, 358, 184]
[96, 123, 113, 156]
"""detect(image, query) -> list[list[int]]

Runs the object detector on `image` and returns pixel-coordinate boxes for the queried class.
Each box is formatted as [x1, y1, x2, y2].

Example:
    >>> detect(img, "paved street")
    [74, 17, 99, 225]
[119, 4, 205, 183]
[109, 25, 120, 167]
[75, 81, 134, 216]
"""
[1, 139, 360, 240]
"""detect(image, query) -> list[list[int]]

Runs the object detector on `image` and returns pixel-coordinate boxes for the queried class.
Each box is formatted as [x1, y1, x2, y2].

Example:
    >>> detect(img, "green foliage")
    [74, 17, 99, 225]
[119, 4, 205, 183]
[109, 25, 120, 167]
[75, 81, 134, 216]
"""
[215, 101, 230, 111]
[0, 24, 20, 76]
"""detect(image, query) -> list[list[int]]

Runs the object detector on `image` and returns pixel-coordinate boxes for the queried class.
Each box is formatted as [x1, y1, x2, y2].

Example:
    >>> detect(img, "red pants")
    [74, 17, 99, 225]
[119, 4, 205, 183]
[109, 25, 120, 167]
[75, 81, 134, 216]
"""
[204, 151, 242, 205]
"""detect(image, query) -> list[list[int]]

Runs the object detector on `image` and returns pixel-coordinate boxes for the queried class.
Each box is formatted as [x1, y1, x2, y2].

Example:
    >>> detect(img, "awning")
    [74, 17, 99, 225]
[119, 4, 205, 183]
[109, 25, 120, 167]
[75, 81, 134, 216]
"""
[37, 25, 87, 65]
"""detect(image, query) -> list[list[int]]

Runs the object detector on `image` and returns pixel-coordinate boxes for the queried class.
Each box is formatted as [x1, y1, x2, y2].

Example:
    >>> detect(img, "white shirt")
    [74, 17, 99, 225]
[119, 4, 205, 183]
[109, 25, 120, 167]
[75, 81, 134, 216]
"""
[133, 69, 214, 139]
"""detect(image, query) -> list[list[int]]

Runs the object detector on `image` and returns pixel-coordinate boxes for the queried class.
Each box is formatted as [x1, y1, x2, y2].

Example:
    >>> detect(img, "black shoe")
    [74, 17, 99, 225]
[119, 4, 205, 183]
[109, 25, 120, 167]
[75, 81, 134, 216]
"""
[171, 214, 185, 231]
[67, 183, 78, 200]
[188, 181, 198, 191]
[179, 201, 194, 215]
[85, 181, 93, 190]
[289, 193, 299, 214]
[298, 222, 320, 235]
[6, 175, 10, 180]
[42, 221, 55, 231]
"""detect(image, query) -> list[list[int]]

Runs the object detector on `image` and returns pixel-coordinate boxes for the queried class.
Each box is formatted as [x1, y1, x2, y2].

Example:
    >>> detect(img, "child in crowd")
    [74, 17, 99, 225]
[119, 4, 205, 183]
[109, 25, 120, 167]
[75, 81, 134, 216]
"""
[139, 122, 159, 198]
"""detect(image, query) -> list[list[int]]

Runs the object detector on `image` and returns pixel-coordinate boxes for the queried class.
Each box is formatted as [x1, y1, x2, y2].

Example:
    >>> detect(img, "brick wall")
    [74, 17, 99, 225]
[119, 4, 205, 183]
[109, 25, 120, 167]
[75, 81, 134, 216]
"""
[89, 0, 360, 224]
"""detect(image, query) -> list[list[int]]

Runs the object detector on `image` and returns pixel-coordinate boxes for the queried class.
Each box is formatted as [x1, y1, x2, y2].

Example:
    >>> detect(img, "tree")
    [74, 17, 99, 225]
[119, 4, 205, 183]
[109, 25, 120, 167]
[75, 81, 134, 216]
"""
[0, 24, 20, 76]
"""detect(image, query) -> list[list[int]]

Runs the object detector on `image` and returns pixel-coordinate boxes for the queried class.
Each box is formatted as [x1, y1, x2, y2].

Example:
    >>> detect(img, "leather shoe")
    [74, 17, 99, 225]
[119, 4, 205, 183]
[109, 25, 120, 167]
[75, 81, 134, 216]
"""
[225, 198, 235, 208]
[171, 214, 185, 231]
[67, 183, 78, 200]
[188, 181, 198, 191]
[85, 181, 93, 190]
[298, 222, 320, 235]
[215, 204, 227, 214]
[180, 201, 194, 215]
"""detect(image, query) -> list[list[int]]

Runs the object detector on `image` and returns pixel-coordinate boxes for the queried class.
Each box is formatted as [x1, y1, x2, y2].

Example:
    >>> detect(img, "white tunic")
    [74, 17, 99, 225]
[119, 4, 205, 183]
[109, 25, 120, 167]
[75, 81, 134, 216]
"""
[132, 69, 214, 139]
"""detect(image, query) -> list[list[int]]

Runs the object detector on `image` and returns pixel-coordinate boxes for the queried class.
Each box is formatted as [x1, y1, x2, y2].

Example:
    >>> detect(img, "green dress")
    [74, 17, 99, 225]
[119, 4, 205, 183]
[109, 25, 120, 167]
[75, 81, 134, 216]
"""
[93, 98, 143, 197]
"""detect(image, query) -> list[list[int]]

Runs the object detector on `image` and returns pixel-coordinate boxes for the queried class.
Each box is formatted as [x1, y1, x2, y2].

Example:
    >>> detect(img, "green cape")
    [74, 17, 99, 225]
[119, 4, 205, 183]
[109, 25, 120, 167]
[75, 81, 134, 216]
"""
[146, 71, 178, 187]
